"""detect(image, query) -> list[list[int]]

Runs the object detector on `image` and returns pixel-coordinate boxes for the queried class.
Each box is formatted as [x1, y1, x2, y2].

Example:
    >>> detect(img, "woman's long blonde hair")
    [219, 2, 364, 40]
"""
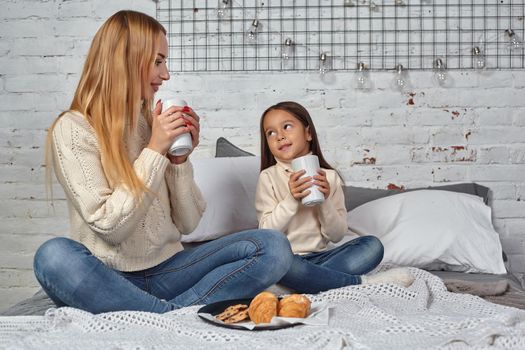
[46, 10, 166, 198]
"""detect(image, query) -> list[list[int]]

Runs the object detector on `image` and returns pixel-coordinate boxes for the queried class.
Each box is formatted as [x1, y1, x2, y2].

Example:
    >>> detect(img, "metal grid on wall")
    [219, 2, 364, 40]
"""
[156, 0, 525, 72]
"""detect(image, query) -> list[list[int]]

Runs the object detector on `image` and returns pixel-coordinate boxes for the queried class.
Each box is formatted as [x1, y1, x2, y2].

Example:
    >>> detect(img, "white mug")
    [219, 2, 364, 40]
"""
[291, 154, 325, 206]
[162, 98, 193, 156]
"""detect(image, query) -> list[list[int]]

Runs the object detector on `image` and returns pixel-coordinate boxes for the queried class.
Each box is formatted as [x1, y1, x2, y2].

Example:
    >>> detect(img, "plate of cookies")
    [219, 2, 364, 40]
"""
[198, 291, 328, 331]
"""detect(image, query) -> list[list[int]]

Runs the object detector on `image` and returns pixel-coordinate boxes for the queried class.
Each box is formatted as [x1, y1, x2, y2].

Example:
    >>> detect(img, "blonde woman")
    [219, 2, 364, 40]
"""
[33, 10, 293, 314]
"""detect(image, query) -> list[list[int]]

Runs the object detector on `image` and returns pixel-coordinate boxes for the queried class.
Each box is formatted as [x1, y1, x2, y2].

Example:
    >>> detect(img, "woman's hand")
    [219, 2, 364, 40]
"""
[313, 169, 330, 199]
[148, 101, 201, 164]
[288, 170, 313, 201]
[167, 105, 201, 164]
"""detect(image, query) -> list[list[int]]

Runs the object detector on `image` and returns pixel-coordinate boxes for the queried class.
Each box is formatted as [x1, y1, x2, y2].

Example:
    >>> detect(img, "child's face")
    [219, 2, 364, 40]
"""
[263, 109, 312, 162]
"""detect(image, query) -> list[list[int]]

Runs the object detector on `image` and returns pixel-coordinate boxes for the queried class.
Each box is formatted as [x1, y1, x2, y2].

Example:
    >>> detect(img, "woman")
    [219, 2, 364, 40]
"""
[33, 10, 293, 314]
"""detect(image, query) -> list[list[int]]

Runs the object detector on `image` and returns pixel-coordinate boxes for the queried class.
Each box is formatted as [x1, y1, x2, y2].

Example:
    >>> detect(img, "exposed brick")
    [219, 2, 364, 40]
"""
[0, 288, 41, 310]
[0, 19, 54, 38]
[0, 217, 69, 235]
[492, 200, 525, 219]
[510, 146, 525, 164]
[477, 108, 514, 126]
[514, 113, 525, 126]
[478, 146, 510, 164]
[5, 74, 63, 93]
[432, 165, 469, 182]
[470, 165, 525, 181]
[0, 268, 38, 287]
[429, 145, 476, 162]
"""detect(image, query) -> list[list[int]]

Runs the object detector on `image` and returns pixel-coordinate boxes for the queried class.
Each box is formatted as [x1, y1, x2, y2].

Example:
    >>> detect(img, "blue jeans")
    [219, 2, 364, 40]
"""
[279, 236, 384, 294]
[33, 229, 293, 314]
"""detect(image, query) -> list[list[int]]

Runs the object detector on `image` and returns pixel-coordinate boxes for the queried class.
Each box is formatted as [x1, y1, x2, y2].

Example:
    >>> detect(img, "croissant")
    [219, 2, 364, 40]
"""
[277, 294, 311, 318]
[248, 291, 278, 324]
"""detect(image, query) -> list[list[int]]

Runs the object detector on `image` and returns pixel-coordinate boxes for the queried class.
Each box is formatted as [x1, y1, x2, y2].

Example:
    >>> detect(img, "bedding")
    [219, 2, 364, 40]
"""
[1, 268, 525, 349]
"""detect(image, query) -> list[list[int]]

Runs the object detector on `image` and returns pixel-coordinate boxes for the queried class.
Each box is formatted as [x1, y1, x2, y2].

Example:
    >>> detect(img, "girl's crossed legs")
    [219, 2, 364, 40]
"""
[279, 235, 384, 294]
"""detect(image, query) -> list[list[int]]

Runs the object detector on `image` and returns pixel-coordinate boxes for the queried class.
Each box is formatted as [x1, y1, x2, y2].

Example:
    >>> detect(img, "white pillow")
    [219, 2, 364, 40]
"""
[347, 190, 506, 274]
[182, 156, 260, 242]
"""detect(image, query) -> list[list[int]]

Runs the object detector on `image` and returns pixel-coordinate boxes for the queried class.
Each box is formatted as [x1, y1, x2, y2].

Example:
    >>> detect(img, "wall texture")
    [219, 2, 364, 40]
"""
[0, 0, 524, 311]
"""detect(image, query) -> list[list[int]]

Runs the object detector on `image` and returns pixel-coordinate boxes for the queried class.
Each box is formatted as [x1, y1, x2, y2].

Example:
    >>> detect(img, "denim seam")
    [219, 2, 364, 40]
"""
[144, 238, 261, 278]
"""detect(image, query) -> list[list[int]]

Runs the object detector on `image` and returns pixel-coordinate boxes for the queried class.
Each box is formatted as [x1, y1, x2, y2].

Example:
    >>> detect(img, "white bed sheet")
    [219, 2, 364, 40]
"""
[1, 268, 525, 350]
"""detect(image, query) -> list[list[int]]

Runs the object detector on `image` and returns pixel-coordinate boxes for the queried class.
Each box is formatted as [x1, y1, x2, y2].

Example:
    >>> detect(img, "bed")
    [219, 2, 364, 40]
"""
[1, 138, 525, 349]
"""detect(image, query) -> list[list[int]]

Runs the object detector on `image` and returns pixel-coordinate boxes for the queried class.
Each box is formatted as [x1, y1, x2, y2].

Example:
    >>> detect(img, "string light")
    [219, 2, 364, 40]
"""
[282, 38, 294, 60]
[319, 53, 331, 74]
[354, 62, 371, 90]
[246, 19, 261, 42]
[392, 64, 409, 92]
[216, 0, 230, 18]
[433, 58, 448, 86]
[472, 46, 486, 70]
[505, 29, 522, 51]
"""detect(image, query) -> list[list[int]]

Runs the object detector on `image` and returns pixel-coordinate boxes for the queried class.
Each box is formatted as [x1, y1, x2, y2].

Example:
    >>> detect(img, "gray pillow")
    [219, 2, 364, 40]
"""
[215, 137, 255, 157]
[344, 183, 490, 212]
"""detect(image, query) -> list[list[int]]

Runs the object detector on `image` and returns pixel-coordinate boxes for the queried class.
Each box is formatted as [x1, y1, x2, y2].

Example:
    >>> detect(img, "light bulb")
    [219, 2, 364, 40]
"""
[505, 29, 522, 51]
[392, 64, 409, 92]
[246, 19, 261, 43]
[319, 53, 330, 75]
[344, 0, 355, 7]
[369, 1, 380, 12]
[472, 46, 485, 70]
[217, 0, 230, 18]
[282, 38, 294, 60]
[354, 62, 371, 90]
[433, 58, 448, 86]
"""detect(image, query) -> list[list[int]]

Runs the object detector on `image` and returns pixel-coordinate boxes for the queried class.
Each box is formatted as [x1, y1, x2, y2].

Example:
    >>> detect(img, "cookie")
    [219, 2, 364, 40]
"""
[215, 304, 248, 321]
[223, 309, 250, 324]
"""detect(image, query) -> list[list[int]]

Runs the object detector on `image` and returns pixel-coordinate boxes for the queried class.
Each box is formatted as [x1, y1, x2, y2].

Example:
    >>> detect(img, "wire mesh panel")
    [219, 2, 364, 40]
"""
[156, 0, 525, 72]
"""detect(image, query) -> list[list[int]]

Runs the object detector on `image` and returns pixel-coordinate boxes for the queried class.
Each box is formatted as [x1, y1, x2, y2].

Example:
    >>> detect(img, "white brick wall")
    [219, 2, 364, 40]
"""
[1, 0, 524, 311]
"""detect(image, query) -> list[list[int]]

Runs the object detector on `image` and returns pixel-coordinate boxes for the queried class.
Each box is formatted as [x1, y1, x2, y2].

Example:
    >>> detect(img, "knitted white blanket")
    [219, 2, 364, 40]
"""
[1, 268, 524, 350]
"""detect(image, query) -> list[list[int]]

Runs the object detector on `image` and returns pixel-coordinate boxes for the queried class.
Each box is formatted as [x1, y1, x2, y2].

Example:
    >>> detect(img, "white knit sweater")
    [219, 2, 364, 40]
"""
[255, 159, 348, 254]
[51, 111, 206, 272]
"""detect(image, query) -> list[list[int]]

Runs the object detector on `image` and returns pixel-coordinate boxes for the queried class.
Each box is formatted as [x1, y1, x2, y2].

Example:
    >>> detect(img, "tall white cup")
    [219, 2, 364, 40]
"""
[291, 154, 325, 206]
[162, 98, 193, 156]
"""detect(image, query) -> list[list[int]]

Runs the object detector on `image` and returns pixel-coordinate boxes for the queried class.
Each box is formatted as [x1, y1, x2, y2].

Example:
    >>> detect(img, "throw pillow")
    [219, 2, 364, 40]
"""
[215, 137, 255, 157]
[347, 190, 506, 274]
[182, 156, 260, 242]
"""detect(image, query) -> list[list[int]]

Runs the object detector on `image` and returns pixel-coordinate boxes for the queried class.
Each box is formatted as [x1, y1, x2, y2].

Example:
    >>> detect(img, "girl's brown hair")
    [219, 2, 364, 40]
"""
[259, 101, 334, 172]
[46, 10, 166, 198]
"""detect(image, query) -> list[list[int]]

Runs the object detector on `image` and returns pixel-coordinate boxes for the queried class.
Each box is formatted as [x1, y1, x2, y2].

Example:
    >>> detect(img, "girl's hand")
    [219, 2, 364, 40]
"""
[313, 170, 330, 199]
[288, 170, 313, 201]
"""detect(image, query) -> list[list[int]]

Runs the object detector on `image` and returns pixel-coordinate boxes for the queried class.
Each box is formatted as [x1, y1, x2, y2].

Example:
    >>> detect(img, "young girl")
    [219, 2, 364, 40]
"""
[256, 101, 413, 293]
[32, 10, 293, 314]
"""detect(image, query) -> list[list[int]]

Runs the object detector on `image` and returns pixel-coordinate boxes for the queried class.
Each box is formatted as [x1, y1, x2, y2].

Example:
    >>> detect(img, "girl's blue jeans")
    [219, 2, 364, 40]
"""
[33, 229, 293, 314]
[279, 236, 384, 293]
